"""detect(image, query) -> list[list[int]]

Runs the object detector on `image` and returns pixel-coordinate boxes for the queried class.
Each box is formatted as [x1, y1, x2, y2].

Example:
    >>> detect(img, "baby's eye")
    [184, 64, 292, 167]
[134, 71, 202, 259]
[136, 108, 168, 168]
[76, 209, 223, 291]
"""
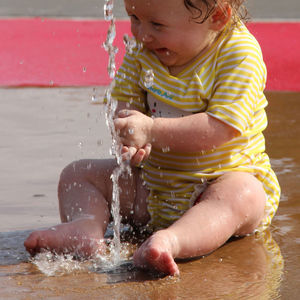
[129, 14, 139, 23]
[151, 22, 164, 30]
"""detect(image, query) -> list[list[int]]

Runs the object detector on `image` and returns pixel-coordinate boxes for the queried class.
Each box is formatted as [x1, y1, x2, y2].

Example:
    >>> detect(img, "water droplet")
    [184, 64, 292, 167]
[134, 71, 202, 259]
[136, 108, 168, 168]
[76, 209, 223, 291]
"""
[162, 146, 170, 153]
[91, 94, 98, 103]
[128, 128, 134, 135]
[144, 69, 154, 88]
[103, 0, 114, 21]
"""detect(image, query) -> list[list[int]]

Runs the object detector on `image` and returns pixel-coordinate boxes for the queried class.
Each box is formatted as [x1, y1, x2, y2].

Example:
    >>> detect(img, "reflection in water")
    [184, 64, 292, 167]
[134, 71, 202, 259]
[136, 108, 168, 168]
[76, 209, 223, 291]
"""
[271, 157, 296, 176]
[169, 231, 284, 300]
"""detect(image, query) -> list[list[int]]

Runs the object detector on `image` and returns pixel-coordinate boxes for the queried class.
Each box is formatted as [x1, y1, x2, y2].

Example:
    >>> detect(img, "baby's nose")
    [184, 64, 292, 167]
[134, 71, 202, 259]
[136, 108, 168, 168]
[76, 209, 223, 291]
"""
[137, 25, 154, 43]
[140, 33, 153, 43]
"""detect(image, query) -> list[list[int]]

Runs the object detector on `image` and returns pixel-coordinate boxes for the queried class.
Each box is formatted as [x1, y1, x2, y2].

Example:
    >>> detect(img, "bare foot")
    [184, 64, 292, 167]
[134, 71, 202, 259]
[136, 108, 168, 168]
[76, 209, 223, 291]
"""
[24, 218, 105, 258]
[133, 230, 180, 276]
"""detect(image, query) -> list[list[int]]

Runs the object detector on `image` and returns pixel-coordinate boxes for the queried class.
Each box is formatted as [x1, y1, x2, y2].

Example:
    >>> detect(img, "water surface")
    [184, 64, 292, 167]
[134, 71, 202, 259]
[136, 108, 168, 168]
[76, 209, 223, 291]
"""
[0, 88, 299, 299]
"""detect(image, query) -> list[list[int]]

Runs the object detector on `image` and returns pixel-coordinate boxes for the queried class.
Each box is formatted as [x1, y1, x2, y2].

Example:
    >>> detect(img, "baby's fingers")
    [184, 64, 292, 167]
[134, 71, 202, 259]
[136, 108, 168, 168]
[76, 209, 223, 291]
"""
[117, 109, 134, 118]
[130, 144, 152, 166]
[121, 146, 137, 162]
[143, 143, 152, 160]
[130, 149, 146, 166]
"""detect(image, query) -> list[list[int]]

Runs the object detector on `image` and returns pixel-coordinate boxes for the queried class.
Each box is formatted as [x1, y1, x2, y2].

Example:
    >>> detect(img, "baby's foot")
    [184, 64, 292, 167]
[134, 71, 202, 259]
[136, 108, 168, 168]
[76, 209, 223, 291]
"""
[133, 230, 180, 276]
[24, 218, 105, 258]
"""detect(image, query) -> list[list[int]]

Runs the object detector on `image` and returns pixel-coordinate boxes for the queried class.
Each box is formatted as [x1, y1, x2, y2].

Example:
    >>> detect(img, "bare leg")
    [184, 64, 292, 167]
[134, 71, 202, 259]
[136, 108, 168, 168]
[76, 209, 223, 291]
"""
[24, 158, 150, 257]
[133, 172, 266, 275]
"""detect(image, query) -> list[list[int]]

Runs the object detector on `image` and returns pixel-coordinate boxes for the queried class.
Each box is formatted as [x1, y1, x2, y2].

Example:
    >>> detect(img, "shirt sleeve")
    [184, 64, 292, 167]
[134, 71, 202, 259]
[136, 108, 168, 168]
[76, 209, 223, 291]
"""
[206, 39, 267, 135]
[109, 50, 147, 113]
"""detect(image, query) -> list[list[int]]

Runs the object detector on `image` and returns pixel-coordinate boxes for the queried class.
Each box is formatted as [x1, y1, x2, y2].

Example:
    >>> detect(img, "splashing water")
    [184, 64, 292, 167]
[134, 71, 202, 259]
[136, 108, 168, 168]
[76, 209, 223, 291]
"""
[31, 241, 135, 277]
[103, 0, 118, 79]
[103, 0, 132, 266]
[103, 19, 118, 79]
[103, 0, 114, 21]
[123, 34, 144, 55]
[123, 34, 137, 54]
[31, 252, 84, 277]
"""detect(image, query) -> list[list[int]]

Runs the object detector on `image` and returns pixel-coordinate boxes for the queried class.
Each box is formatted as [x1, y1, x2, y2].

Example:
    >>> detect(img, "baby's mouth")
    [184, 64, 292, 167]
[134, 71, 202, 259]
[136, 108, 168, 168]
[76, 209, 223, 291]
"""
[155, 48, 171, 55]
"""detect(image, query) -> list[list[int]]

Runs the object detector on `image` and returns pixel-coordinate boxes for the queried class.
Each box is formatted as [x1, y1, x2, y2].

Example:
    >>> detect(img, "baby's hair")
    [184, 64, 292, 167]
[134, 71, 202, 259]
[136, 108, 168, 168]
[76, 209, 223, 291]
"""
[184, 0, 248, 26]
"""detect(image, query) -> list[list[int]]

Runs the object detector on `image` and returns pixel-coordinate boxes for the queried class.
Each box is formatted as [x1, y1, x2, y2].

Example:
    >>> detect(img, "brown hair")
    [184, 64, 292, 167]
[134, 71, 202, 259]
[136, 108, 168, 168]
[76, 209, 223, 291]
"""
[184, 0, 248, 26]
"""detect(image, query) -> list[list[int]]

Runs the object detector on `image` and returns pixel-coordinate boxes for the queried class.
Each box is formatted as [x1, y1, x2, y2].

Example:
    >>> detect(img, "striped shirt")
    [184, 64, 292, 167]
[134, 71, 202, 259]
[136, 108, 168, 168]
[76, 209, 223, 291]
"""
[111, 22, 280, 231]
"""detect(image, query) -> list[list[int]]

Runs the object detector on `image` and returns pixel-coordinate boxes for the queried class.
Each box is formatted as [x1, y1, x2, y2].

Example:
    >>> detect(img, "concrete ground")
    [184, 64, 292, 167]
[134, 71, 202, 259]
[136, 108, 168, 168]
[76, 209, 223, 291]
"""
[0, 0, 299, 20]
[0, 87, 112, 232]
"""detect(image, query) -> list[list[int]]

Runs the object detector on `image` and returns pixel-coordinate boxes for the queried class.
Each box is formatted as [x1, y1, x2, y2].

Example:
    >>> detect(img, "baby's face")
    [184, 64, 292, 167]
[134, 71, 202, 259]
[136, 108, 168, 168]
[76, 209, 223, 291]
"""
[124, 0, 216, 72]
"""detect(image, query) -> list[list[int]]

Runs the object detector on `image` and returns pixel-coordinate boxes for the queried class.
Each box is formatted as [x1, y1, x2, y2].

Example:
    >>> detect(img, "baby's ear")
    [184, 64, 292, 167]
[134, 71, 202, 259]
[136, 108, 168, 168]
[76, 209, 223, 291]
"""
[209, 2, 232, 31]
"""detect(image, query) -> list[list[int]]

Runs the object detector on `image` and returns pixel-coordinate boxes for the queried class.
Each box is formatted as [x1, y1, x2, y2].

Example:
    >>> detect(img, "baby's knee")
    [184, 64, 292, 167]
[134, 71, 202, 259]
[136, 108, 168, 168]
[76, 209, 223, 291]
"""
[227, 172, 266, 234]
[211, 172, 266, 232]
[58, 160, 88, 192]
[60, 160, 81, 182]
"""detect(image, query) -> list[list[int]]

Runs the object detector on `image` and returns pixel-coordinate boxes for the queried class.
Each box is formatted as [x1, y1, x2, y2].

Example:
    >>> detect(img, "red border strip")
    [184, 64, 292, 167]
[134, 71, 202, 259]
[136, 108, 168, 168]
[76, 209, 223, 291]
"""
[0, 18, 130, 87]
[0, 18, 299, 91]
[247, 22, 300, 92]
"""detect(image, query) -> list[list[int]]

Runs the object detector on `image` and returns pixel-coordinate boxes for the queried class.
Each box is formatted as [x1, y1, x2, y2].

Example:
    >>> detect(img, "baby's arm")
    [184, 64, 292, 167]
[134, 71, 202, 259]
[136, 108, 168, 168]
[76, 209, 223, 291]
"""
[115, 109, 239, 153]
[150, 112, 238, 152]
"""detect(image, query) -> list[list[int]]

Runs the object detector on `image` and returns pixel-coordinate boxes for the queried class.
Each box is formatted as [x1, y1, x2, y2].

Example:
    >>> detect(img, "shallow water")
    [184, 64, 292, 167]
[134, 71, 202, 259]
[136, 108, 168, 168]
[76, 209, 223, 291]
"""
[0, 88, 299, 299]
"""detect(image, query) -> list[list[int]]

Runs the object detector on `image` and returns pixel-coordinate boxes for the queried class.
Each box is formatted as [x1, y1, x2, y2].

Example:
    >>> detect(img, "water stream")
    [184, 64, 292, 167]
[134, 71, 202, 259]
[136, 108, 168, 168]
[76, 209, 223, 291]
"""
[103, 0, 131, 266]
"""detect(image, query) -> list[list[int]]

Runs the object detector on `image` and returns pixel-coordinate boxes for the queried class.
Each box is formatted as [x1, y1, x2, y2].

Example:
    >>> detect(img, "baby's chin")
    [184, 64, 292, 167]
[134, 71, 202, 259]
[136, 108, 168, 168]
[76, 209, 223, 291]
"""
[153, 49, 177, 66]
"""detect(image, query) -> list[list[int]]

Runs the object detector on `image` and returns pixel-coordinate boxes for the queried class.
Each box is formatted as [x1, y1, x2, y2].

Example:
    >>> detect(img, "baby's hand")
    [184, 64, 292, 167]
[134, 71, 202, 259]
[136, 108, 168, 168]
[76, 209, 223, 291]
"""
[114, 109, 154, 149]
[121, 144, 152, 166]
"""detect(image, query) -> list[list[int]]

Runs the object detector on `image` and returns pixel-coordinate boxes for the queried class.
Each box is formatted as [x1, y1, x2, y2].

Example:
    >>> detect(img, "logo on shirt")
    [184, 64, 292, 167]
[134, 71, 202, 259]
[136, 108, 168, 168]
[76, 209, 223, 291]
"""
[148, 86, 174, 100]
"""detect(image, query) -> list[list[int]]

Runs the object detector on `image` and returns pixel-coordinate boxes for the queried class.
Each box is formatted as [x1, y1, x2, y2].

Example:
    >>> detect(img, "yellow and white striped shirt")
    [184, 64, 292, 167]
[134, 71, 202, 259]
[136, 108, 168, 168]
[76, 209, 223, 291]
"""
[111, 22, 280, 231]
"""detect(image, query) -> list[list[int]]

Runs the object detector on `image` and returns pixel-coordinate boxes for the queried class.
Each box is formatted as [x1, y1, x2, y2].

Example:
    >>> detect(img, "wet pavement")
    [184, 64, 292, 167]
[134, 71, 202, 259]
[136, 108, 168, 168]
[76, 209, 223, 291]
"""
[0, 89, 299, 299]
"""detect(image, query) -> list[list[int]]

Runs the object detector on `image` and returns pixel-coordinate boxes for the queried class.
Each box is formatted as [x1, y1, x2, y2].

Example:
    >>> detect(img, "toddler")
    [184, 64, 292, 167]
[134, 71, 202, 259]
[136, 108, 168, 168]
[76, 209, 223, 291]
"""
[24, 0, 280, 276]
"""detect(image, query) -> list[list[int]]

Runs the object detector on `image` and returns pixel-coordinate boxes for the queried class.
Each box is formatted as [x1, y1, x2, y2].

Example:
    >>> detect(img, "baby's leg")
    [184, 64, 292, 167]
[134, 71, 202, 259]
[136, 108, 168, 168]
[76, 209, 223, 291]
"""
[24, 158, 149, 257]
[133, 172, 266, 275]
